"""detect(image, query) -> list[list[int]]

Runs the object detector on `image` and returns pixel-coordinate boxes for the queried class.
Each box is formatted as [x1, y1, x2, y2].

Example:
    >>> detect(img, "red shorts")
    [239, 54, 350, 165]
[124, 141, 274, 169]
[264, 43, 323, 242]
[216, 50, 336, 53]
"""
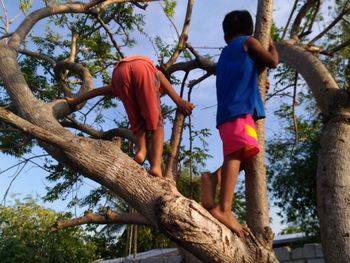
[111, 57, 163, 134]
[218, 114, 259, 160]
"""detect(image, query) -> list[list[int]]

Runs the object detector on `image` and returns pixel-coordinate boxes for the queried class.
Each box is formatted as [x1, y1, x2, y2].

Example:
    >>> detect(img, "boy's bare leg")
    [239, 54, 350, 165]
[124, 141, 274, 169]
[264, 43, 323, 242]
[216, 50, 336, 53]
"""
[134, 129, 147, 165]
[210, 152, 250, 238]
[149, 126, 164, 178]
[201, 167, 222, 210]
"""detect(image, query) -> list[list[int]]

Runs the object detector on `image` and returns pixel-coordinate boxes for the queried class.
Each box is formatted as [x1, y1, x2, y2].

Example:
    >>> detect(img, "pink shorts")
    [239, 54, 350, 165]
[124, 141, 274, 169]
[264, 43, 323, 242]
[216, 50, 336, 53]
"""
[218, 114, 259, 160]
[111, 57, 163, 134]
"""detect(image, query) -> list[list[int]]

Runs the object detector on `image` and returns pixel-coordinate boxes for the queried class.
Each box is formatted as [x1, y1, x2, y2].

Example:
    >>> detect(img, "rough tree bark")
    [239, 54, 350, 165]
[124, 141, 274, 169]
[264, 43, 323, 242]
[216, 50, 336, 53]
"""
[0, 1, 279, 262]
[277, 41, 350, 263]
[245, 0, 273, 238]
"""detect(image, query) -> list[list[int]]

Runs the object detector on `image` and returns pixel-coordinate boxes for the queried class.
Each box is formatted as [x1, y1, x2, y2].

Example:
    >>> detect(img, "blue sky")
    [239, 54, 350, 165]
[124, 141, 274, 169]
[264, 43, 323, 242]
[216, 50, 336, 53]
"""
[0, 0, 303, 234]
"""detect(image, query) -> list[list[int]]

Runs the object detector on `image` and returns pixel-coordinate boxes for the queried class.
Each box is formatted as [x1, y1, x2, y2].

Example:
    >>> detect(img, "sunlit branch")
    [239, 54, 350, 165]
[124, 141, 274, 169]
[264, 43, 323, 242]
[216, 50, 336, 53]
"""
[0, 107, 71, 149]
[1, 154, 49, 205]
[53, 209, 151, 230]
[163, 0, 194, 70]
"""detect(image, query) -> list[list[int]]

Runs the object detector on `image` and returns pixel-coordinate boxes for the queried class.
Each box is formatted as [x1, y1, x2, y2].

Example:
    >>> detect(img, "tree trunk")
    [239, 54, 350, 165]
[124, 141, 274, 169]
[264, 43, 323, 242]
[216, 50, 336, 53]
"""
[317, 111, 350, 263]
[245, 0, 274, 235]
[276, 41, 350, 262]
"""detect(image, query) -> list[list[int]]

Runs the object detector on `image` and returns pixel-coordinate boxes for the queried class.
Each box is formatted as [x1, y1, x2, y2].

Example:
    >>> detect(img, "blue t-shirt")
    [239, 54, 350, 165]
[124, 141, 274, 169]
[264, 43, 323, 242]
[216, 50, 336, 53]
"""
[216, 36, 265, 127]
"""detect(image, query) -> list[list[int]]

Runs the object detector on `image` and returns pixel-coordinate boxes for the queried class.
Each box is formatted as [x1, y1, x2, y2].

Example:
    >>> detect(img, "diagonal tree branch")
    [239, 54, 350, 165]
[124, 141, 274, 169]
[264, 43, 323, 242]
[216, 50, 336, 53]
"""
[61, 116, 136, 143]
[163, 0, 194, 70]
[308, 6, 350, 44]
[53, 209, 151, 230]
[281, 0, 298, 40]
[276, 41, 339, 116]
[290, 0, 317, 40]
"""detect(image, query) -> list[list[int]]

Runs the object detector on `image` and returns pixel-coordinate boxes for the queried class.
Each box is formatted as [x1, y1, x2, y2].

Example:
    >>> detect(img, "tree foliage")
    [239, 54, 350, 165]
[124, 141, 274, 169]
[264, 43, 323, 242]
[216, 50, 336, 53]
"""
[0, 199, 99, 262]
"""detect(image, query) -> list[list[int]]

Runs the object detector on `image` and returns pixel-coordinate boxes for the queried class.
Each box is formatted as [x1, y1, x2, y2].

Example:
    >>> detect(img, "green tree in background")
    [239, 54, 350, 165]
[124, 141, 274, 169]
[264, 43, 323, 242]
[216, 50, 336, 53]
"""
[267, 88, 321, 237]
[0, 198, 101, 263]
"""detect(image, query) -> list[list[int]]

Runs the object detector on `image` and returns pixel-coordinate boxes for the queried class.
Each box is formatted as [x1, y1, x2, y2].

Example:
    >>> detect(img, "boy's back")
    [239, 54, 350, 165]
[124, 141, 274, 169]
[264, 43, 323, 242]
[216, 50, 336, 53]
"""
[216, 36, 265, 127]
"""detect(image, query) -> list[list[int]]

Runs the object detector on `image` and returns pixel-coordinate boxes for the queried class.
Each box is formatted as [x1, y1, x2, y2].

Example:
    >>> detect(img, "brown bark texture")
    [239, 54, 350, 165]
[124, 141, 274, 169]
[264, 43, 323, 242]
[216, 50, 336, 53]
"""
[0, 1, 279, 262]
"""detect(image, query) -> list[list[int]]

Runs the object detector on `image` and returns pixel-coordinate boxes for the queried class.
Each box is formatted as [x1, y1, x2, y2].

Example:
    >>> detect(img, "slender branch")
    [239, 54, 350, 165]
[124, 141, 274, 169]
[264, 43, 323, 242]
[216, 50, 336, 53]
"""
[61, 116, 136, 143]
[291, 72, 299, 152]
[266, 84, 294, 101]
[0, 0, 9, 33]
[290, 0, 316, 40]
[323, 37, 350, 55]
[18, 48, 56, 66]
[300, 0, 320, 38]
[309, 8, 350, 44]
[188, 72, 212, 89]
[163, 0, 194, 70]
[158, 2, 180, 38]
[93, 14, 125, 58]
[281, 0, 299, 40]
[53, 209, 151, 230]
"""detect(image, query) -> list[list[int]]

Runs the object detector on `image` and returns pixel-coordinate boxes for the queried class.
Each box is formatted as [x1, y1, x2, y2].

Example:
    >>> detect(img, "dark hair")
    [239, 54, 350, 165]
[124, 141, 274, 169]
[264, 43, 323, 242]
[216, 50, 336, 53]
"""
[223, 10, 253, 42]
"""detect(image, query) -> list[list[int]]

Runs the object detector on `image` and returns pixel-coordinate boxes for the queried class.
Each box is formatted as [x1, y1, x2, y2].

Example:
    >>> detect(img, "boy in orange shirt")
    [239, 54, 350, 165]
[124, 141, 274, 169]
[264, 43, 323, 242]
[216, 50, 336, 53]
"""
[66, 56, 194, 177]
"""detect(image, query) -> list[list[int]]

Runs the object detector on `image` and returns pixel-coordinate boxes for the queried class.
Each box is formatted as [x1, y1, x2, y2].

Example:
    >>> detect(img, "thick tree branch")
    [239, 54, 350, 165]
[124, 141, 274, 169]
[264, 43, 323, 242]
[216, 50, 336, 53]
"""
[8, 0, 159, 50]
[61, 117, 136, 143]
[52, 61, 95, 118]
[245, 0, 273, 237]
[276, 41, 339, 116]
[54, 209, 151, 230]
[0, 105, 278, 263]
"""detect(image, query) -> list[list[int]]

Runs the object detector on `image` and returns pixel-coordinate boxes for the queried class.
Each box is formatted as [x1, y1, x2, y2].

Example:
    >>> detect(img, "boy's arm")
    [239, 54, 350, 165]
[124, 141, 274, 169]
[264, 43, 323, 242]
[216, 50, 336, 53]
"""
[158, 72, 194, 116]
[245, 37, 279, 68]
[65, 85, 113, 108]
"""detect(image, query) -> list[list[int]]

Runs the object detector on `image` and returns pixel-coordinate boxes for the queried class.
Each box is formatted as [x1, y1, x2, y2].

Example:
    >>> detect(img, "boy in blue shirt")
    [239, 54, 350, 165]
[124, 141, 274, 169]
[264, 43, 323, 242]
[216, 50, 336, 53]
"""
[201, 10, 278, 237]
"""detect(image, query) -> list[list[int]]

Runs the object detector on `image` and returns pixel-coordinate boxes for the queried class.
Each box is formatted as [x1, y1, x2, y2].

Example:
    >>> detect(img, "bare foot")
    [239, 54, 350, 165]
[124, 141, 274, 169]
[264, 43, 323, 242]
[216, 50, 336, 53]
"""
[210, 206, 250, 238]
[201, 172, 215, 210]
[134, 149, 146, 165]
[149, 166, 163, 178]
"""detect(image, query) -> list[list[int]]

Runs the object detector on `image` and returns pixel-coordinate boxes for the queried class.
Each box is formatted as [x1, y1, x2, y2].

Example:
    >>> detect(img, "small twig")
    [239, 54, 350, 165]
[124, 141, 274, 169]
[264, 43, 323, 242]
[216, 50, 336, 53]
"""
[291, 72, 299, 152]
